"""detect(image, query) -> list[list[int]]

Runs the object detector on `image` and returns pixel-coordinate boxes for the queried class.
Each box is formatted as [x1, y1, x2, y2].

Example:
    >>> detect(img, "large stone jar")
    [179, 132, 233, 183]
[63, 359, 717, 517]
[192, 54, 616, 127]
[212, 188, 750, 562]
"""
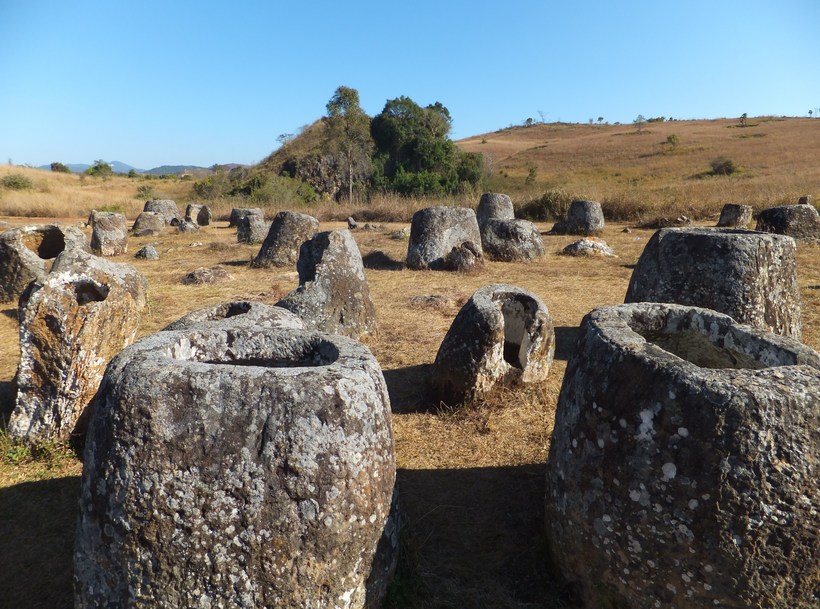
[75, 326, 398, 608]
[545, 302, 820, 609]
[625, 227, 801, 338]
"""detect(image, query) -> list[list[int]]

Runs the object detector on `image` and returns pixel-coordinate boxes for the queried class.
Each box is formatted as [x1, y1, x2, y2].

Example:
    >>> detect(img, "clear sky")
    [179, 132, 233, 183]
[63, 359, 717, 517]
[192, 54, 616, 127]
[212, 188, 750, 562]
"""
[2, 0, 819, 170]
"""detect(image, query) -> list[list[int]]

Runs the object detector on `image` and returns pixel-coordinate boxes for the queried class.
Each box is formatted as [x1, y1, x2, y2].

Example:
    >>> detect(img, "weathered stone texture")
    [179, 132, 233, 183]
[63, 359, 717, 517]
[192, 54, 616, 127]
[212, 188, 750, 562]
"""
[480, 219, 544, 262]
[75, 326, 397, 609]
[185, 203, 212, 226]
[8, 249, 147, 443]
[561, 238, 615, 257]
[625, 227, 801, 338]
[134, 245, 159, 260]
[0, 223, 88, 303]
[252, 211, 319, 268]
[716, 203, 753, 228]
[143, 199, 182, 226]
[236, 215, 269, 244]
[181, 266, 231, 285]
[432, 284, 555, 405]
[550, 199, 605, 235]
[229, 207, 264, 227]
[277, 230, 377, 338]
[163, 301, 304, 332]
[755, 203, 820, 242]
[442, 240, 484, 272]
[476, 192, 514, 226]
[131, 211, 165, 236]
[545, 302, 820, 609]
[90, 211, 128, 256]
[406, 206, 483, 270]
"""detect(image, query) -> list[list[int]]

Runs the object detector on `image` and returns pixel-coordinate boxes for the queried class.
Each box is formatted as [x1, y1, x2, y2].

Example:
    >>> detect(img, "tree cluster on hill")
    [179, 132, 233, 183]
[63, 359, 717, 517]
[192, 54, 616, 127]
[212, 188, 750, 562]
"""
[210, 86, 487, 204]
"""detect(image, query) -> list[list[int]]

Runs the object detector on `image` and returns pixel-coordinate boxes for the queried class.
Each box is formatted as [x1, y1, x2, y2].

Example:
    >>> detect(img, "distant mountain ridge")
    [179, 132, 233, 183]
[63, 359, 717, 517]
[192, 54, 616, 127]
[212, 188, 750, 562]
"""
[37, 161, 235, 175]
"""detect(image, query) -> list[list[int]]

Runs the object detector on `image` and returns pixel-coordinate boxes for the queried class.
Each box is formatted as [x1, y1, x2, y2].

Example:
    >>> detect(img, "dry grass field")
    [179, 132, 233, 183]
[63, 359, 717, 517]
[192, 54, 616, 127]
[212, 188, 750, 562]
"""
[1, 118, 819, 607]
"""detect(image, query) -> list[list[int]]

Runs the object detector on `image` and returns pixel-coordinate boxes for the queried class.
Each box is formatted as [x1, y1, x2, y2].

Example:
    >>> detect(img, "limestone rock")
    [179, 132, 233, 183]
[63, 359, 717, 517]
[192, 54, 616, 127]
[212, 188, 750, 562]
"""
[406, 206, 483, 270]
[8, 249, 147, 443]
[75, 326, 398, 609]
[90, 211, 128, 256]
[251, 211, 319, 268]
[163, 301, 304, 332]
[143, 199, 182, 226]
[432, 284, 555, 405]
[277, 230, 377, 339]
[561, 238, 615, 257]
[481, 219, 544, 262]
[177, 219, 199, 233]
[545, 302, 820, 609]
[0, 223, 88, 303]
[229, 207, 264, 227]
[716, 203, 753, 228]
[476, 192, 514, 227]
[550, 199, 605, 235]
[134, 245, 159, 260]
[181, 266, 231, 285]
[237, 215, 269, 244]
[131, 211, 165, 236]
[185, 203, 212, 226]
[625, 227, 801, 338]
[755, 203, 820, 242]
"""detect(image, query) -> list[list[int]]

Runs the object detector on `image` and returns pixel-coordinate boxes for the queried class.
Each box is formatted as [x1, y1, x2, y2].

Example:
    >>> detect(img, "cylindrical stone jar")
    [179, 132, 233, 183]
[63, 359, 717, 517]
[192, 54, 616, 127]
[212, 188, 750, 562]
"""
[75, 326, 398, 609]
[545, 302, 820, 609]
[625, 227, 801, 338]
[162, 300, 304, 332]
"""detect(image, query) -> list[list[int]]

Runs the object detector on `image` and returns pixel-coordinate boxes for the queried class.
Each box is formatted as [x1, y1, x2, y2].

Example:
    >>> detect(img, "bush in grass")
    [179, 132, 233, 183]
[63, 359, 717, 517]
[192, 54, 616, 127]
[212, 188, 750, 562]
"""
[710, 157, 737, 176]
[1, 173, 33, 190]
[517, 189, 574, 221]
[136, 184, 155, 199]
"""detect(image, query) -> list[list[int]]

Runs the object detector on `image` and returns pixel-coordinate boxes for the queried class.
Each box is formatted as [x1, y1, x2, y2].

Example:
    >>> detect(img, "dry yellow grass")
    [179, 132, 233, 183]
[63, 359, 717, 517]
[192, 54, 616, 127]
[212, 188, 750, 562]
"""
[1, 211, 818, 607]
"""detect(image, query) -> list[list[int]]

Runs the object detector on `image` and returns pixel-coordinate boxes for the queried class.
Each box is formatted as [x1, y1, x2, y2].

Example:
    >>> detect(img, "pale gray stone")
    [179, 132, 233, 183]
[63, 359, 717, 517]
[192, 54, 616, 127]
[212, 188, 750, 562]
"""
[550, 199, 605, 235]
[481, 219, 544, 262]
[90, 211, 128, 256]
[134, 245, 159, 260]
[476, 192, 514, 226]
[716, 203, 753, 228]
[545, 302, 820, 609]
[229, 207, 263, 227]
[252, 211, 319, 268]
[75, 326, 398, 609]
[163, 301, 304, 332]
[625, 227, 801, 338]
[131, 211, 165, 236]
[406, 206, 483, 270]
[185, 203, 212, 226]
[143, 199, 182, 225]
[561, 238, 615, 257]
[755, 204, 820, 242]
[236, 215, 268, 244]
[432, 284, 555, 405]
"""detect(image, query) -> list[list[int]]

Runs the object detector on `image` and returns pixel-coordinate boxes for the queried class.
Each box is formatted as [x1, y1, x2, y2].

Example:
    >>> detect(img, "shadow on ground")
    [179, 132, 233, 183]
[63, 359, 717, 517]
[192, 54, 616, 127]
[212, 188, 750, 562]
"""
[0, 475, 81, 609]
[363, 250, 406, 271]
[553, 326, 580, 362]
[388, 464, 577, 609]
[383, 364, 434, 413]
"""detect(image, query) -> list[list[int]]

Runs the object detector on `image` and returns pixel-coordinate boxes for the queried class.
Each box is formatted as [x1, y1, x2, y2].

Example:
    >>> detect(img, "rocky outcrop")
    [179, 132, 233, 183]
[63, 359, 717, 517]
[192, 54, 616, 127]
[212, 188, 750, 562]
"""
[229, 207, 264, 228]
[476, 193, 514, 226]
[0, 223, 88, 303]
[406, 206, 483, 270]
[716, 203, 753, 228]
[75, 326, 397, 609]
[143, 199, 182, 226]
[131, 211, 165, 236]
[163, 301, 304, 332]
[545, 302, 820, 609]
[432, 284, 555, 405]
[480, 219, 544, 262]
[755, 203, 820, 242]
[625, 227, 801, 338]
[8, 249, 147, 443]
[550, 199, 605, 235]
[277, 230, 377, 339]
[90, 211, 128, 256]
[185, 203, 212, 226]
[251, 211, 319, 268]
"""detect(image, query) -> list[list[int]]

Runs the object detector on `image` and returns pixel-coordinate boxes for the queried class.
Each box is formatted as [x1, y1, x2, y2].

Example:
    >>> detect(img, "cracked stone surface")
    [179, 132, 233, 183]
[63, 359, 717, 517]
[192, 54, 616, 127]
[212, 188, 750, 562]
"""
[625, 227, 801, 338]
[277, 230, 377, 339]
[0, 223, 88, 303]
[406, 206, 483, 270]
[545, 302, 820, 609]
[74, 326, 398, 609]
[432, 284, 554, 405]
[9, 249, 147, 443]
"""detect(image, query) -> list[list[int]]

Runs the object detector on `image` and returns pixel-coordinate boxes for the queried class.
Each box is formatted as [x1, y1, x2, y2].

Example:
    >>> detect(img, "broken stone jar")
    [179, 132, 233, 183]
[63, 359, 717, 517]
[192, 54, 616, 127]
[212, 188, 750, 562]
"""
[545, 302, 820, 609]
[75, 326, 398, 609]
[431, 284, 555, 405]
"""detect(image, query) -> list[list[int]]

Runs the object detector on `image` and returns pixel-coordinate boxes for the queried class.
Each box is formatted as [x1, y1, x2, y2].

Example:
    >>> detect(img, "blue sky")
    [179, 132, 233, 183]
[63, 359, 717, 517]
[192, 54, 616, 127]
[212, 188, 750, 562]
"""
[2, 1, 819, 169]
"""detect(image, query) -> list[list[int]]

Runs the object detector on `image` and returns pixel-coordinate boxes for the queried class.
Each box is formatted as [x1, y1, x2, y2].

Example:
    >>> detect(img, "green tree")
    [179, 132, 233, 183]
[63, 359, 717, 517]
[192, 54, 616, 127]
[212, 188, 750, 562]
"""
[739, 112, 748, 127]
[85, 159, 113, 178]
[325, 85, 374, 202]
[50, 162, 71, 173]
[633, 114, 646, 133]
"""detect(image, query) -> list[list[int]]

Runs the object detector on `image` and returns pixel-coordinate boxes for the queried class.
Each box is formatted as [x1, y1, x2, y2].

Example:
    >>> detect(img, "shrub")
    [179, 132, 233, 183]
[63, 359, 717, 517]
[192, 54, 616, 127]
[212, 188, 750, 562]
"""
[710, 157, 737, 176]
[1, 173, 33, 190]
[85, 160, 113, 178]
[517, 189, 574, 221]
[665, 134, 680, 149]
[136, 184, 154, 199]
[50, 162, 71, 173]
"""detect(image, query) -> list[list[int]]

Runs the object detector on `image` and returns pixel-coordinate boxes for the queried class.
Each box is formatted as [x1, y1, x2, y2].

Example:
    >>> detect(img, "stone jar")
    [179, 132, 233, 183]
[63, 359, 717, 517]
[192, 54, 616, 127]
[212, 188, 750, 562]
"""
[143, 199, 182, 225]
[545, 302, 820, 609]
[432, 284, 555, 405]
[550, 199, 605, 235]
[75, 326, 398, 609]
[131, 211, 165, 236]
[476, 192, 514, 226]
[755, 203, 820, 242]
[163, 300, 304, 331]
[252, 211, 320, 268]
[90, 211, 128, 256]
[716, 203, 753, 228]
[480, 218, 544, 262]
[625, 227, 801, 338]
[406, 206, 483, 270]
